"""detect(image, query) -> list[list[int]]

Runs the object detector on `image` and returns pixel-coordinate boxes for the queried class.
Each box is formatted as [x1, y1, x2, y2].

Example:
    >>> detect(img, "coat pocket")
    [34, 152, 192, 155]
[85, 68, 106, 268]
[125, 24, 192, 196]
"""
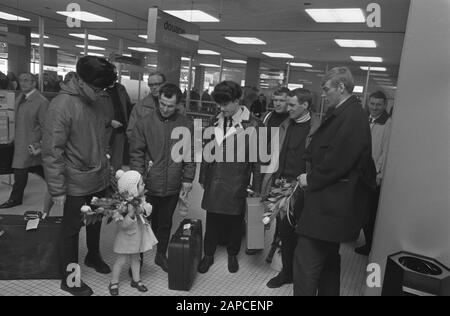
[319, 179, 354, 218]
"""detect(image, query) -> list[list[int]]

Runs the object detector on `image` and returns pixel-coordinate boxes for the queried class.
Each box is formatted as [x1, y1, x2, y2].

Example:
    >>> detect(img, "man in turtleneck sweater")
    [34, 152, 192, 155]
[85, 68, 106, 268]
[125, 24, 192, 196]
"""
[247, 87, 291, 257]
[265, 88, 319, 288]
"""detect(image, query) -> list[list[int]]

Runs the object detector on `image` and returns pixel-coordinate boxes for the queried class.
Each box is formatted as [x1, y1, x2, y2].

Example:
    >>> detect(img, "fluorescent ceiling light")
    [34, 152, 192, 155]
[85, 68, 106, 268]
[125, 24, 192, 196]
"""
[304, 69, 323, 73]
[353, 86, 364, 93]
[263, 52, 294, 58]
[335, 39, 376, 48]
[199, 63, 221, 68]
[147, 64, 157, 68]
[198, 50, 220, 55]
[305, 8, 365, 23]
[179, 34, 200, 41]
[139, 35, 148, 40]
[31, 43, 60, 49]
[373, 77, 392, 81]
[164, 10, 219, 22]
[289, 62, 313, 68]
[80, 52, 104, 57]
[224, 59, 247, 64]
[351, 56, 383, 62]
[181, 57, 191, 61]
[69, 33, 108, 41]
[380, 86, 397, 89]
[75, 45, 105, 51]
[225, 37, 266, 45]
[372, 74, 390, 77]
[56, 11, 112, 22]
[182, 66, 196, 70]
[123, 54, 132, 57]
[128, 47, 157, 53]
[288, 84, 304, 90]
[361, 66, 386, 71]
[31, 33, 49, 39]
[0, 11, 30, 21]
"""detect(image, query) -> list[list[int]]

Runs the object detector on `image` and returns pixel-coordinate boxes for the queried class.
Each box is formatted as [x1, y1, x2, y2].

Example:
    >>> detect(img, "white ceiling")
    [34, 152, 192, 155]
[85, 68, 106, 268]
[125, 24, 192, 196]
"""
[0, 0, 410, 82]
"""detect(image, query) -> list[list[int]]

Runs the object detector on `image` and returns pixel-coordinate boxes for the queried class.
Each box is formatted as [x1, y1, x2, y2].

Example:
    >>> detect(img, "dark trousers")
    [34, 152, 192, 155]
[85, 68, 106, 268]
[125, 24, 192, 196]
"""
[10, 166, 45, 203]
[204, 212, 244, 257]
[293, 236, 341, 296]
[146, 194, 179, 255]
[279, 215, 297, 279]
[60, 190, 104, 280]
[362, 186, 381, 249]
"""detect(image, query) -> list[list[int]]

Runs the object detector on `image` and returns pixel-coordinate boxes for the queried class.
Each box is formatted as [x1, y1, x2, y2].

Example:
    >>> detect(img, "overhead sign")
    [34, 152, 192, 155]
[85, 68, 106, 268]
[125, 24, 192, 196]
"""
[109, 53, 144, 67]
[147, 8, 200, 54]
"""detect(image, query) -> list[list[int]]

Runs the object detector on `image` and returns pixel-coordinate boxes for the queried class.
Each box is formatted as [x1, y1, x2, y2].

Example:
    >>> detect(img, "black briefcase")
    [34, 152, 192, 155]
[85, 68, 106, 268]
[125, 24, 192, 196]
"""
[0, 214, 62, 280]
[168, 219, 203, 291]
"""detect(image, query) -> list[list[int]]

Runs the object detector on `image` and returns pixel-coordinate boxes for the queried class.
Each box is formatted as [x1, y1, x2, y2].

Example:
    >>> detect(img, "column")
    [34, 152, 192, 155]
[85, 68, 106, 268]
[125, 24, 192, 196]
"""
[157, 45, 181, 84]
[244, 57, 260, 88]
[366, 0, 450, 295]
[7, 25, 31, 75]
[194, 65, 205, 92]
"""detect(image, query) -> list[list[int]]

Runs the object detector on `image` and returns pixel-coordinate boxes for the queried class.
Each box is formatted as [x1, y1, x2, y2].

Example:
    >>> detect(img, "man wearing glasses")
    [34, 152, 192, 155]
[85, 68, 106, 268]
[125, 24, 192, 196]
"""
[42, 56, 117, 296]
[126, 71, 166, 138]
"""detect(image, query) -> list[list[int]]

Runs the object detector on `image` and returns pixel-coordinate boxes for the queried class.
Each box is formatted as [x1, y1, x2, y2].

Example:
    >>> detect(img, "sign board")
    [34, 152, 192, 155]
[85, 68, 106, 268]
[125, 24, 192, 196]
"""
[0, 90, 15, 111]
[147, 8, 200, 54]
[0, 113, 9, 144]
[0, 90, 15, 143]
[109, 53, 144, 67]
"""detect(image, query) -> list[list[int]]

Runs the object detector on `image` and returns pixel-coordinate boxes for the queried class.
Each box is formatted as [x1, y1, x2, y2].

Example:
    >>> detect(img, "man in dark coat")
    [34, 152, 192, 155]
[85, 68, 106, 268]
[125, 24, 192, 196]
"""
[42, 56, 117, 296]
[294, 67, 376, 296]
[198, 81, 262, 274]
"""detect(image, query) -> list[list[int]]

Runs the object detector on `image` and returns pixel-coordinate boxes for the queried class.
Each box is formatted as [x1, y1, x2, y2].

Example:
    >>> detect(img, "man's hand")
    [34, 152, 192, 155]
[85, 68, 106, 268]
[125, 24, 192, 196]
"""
[180, 182, 193, 199]
[28, 144, 41, 156]
[111, 120, 123, 129]
[52, 195, 66, 205]
[298, 173, 308, 189]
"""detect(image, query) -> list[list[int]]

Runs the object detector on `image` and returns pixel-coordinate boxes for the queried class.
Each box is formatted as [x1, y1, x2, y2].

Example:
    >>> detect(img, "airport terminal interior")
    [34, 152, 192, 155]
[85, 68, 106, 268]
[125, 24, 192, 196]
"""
[0, 0, 449, 296]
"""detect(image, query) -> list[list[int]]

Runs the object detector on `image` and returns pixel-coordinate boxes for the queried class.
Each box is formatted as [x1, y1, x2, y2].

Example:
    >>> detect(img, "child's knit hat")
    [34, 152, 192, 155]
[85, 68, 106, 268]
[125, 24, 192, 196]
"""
[116, 170, 142, 198]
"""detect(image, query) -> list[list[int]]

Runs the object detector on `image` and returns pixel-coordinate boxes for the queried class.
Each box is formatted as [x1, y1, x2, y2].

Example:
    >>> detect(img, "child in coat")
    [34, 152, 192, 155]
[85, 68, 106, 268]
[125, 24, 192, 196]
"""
[109, 170, 157, 296]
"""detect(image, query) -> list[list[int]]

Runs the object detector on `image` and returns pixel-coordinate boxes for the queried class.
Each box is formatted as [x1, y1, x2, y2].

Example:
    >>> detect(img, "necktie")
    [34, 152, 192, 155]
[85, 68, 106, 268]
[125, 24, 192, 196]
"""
[18, 94, 26, 106]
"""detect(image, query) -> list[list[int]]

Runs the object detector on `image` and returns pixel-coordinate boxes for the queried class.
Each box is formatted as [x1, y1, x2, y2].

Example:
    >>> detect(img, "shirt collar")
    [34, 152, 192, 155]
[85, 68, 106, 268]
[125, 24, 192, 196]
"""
[25, 89, 37, 100]
[294, 112, 311, 124]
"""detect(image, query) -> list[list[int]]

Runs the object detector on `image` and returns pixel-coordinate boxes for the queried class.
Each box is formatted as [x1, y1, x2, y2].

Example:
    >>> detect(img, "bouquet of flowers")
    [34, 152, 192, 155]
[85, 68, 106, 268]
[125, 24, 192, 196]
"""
[261, 178, 299, 228]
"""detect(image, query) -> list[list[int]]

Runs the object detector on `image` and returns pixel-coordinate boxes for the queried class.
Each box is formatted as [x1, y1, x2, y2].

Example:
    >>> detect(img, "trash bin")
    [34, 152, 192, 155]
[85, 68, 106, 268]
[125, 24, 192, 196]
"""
[382, 251, 450, 296]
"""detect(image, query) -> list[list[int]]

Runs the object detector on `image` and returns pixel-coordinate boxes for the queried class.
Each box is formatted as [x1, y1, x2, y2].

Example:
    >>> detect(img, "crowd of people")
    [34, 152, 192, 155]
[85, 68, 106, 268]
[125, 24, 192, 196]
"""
[0, 55, 392, 296]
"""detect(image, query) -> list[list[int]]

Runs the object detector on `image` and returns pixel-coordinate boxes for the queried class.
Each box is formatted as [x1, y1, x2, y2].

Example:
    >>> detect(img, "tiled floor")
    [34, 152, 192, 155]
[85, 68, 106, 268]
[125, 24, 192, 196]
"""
[0, 173, 369, 296]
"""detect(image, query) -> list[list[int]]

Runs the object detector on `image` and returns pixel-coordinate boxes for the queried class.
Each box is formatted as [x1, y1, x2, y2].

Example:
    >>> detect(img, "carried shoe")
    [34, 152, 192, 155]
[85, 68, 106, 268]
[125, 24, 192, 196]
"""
[266, 272, 292, 289]
[245, 249, 262, 256]
[60, 280, 93, 296]
[197, 255, 214, 274]
[108, 283, 119, 296]
[84, 253, 111, 274]
[0, 199, 22, 209]
[266, 245, 277, 264]
[355, 245, 371, 256]
[228, 255, 239, 273]
[130, 280, 148, 292]
[154, 252, 169, 273]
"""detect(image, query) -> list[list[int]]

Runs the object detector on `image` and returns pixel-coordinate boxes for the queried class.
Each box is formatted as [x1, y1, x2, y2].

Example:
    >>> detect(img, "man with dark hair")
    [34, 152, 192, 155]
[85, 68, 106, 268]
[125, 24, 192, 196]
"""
[355, 90, 392, 255]
[126, 71, 166, 138]
[262, 88, 320, 288]
[198, 80, 262, 274]
[42, 56, 117, 296]
[129, 83, 196, 273]
[0, 73, 49, 209]
[294, 67, 376, 296]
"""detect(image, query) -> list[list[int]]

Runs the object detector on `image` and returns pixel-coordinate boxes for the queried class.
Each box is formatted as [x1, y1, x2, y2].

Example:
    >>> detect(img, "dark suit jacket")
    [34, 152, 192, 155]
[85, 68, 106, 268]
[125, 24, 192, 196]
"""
[296, 95, 376, 243]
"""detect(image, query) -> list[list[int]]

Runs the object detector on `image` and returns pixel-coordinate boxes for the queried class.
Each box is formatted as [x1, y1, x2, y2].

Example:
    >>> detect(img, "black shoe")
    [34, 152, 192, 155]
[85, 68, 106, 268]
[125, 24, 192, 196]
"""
[228, 255, 239, 273]
[128, 254, 144, 278]
[197, 255, 214, 274]
[154, 252, 168, 273]
[245, 249, 262, 256]
[130, 280, 148, 292]
[0, 199, 22, 209]
[84, 253, 111, 274]
[355, 245, 371, 256]
[60, 280, 93, 296]
[266, 272, 292, 289]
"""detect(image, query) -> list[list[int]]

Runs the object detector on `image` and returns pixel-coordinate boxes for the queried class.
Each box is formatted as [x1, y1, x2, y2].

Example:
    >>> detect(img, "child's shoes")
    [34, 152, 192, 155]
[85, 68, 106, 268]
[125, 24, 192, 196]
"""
[130, 280, 148, 292]
[109, 283, 119, 296]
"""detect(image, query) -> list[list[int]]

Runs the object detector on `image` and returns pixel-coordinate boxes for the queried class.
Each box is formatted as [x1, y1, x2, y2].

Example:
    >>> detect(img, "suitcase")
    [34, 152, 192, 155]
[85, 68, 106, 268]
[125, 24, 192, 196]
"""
[245, 197, 265, 250]
[168, 218, 202, 291]
[0, 214, 62, 280]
